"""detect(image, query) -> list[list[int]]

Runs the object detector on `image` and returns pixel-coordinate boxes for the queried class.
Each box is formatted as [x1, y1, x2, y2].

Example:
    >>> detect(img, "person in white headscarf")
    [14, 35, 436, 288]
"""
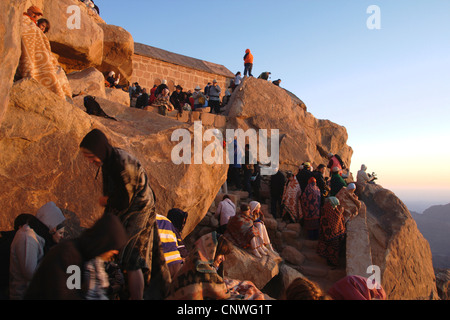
[106, 71, 120, 88]
[356, 164, 376, 190]
[249, 201, 274, 252]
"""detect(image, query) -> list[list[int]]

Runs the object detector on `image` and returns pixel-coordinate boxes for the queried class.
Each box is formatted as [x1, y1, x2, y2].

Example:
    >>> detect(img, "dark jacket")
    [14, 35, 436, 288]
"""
[270, 171, 286, 198]
[135, 93, 149, 109]
[296, 168, 313, 193]
[24, 214, 127, 300]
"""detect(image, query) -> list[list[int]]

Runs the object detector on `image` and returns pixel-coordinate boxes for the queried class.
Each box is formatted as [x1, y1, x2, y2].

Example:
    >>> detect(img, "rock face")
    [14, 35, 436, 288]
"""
[357, 183, 439, 300]
[345, 202, 373, 278]
[224, 77, 353, 172]
[0, 79, 227, 236]
[97, 24, 134, 86]
[43, 0, 104, 73]
[0, 0, 27, 125]
[67, 67, 107, 98]
[224, 244, 282, 290]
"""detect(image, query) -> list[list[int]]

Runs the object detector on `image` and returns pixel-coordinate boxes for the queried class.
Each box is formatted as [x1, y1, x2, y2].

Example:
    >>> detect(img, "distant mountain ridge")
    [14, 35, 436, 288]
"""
[411, 203, 450, 269]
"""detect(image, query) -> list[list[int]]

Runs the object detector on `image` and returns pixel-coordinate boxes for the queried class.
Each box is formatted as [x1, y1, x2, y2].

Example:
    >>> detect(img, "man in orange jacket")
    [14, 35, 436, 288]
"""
[243, 49, 254, 77]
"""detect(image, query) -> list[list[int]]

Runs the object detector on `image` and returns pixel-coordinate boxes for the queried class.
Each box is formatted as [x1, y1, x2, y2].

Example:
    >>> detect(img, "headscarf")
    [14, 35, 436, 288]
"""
[167, 208, 188, 234]
[79, 129, 113, 163]
[326, 197, 340, 209]
[249, 201, 261, 221]
[36, 201, 65, 231]
[327, 275, 386, 300]
[347, 183, 356, 190]
[308, 177, 316, 185]
[249, 201, 261, 215]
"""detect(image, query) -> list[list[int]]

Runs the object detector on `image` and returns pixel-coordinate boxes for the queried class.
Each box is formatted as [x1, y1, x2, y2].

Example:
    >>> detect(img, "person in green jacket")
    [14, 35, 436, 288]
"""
[329, 167, 347, 197]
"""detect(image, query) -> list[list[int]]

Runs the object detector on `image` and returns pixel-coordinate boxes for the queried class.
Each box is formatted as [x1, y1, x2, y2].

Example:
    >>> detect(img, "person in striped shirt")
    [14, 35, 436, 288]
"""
[156, 214, 183, 279]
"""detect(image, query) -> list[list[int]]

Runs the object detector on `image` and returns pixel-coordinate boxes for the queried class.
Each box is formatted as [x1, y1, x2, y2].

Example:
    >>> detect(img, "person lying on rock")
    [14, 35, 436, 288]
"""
[223, 204, 269, 258]
[79, 129, 171, 300]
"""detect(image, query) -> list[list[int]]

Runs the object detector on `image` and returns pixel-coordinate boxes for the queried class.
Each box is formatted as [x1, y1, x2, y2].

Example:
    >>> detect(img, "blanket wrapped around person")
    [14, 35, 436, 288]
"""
[167, 232, 265, 300]
[18, 12, 72, 100]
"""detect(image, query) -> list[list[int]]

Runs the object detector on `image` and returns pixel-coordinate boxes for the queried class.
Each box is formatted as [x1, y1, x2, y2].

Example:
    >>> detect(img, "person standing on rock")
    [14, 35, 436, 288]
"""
[208, 79, 222, 114]
[329, 167, 348, 197]
[281, 171, 302, 223]
[300, 177, 322, 240]
[312, 164, 329, 206]
[79, 129, 171, 300]
[270, 167, 286, 218]
[243, 49, 254, 77]
[317, 197, 346, 268]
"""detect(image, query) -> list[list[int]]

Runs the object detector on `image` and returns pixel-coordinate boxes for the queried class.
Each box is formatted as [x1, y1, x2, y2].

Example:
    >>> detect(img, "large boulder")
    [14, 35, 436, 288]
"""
[0, 79, 227, 236]
[97, 24, 134, 86]
[224, 243, 282, 290]
[42, 0, 104, 73]
[67, 67, 106, 98]
[358, 183, 439, 300]
[224, 77, 353, 172]
[0, 0, 27, 125]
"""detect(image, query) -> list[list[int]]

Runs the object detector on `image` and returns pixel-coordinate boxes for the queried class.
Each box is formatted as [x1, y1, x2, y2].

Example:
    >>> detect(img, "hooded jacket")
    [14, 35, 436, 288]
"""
[80, 129, 172, 297]
[243, 49, 253, 64]
[24, 214, 127, 300]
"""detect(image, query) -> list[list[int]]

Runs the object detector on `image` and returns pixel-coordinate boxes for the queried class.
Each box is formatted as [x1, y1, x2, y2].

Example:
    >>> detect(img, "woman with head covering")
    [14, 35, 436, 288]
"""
[327, 275, 386, 300]
[167, 232, 232, 300]
[79, 129, 171, 300]
[300, 177, 322, 240]
[249, 201, 274, 252]
[317, 197, 346, 267]
[224, 204, 268, 258]
[281, 171, 302, 223]
[24, 214, 127, 300]
[335, 183, 363, 223]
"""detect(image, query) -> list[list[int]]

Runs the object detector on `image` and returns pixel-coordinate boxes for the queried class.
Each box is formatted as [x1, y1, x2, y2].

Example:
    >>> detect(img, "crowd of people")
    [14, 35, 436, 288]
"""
[226, 151, 374, 270]
[124, 78, 235, 116]
[7, 8, 384, 301]
[0, 126, 382, 301]
[106, 48, 283, 117]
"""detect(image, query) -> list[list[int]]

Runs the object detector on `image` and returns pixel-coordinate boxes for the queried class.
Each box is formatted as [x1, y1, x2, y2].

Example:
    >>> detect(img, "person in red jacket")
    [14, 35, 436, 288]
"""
[243, 49, 254, 77]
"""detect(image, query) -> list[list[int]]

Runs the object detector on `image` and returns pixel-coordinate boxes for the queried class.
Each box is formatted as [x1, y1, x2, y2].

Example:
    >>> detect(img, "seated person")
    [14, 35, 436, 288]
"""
[224, 204, 269, 258]
[106, 71, 121, 88]
[167, 232, 265, 300]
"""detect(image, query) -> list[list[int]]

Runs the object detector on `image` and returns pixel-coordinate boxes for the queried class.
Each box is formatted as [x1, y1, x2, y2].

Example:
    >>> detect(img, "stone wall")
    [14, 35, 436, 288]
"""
[131, 54, 233, 98]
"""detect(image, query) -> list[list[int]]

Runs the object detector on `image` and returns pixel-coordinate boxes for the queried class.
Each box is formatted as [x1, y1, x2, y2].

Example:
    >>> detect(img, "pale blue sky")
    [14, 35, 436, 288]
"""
[97, 0, 450, 211]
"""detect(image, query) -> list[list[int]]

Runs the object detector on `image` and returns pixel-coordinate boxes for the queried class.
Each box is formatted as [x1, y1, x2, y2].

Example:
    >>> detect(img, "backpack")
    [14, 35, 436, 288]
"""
[334, 154, 346, 170]
[83, 96, 117, 121]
